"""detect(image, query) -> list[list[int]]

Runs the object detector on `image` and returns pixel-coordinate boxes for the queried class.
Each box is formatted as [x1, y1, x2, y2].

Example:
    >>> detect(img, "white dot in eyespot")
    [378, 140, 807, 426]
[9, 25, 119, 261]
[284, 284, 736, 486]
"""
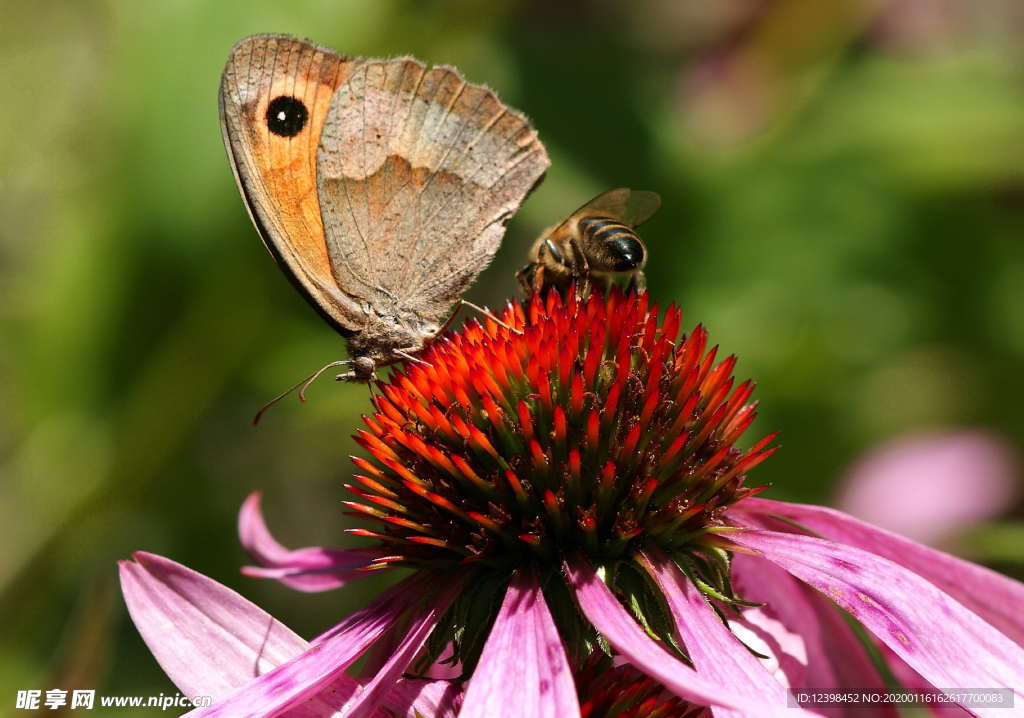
[277, 111, 287, 122]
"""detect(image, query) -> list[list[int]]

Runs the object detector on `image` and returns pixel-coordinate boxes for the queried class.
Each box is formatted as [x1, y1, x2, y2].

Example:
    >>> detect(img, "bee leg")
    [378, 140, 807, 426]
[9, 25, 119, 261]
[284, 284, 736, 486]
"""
[627, 270, 647, 294]
[542, 238, 567, 266]
[532, 265, 548, 295]
[564, 238, 593, 296]
[516, 263, 537, 296]
[567, 237, 590, 273]
[568, 274, 592, 299]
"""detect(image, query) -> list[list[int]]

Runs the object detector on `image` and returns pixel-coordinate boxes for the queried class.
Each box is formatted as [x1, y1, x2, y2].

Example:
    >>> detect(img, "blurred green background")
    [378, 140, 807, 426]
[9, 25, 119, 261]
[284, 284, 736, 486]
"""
[2, 0, 1023, 713]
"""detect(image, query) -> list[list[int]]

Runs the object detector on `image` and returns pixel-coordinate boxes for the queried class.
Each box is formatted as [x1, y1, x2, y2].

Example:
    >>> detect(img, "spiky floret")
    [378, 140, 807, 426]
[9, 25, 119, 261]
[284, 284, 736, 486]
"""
[345, 288, 774, 582]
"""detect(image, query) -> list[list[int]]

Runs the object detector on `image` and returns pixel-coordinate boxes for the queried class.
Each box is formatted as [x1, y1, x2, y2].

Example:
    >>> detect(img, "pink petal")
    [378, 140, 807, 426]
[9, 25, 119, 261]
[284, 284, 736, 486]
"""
[280, 668, 464, 718]
[564, 559, 784, 716]
[731, 554, 898, 718]
[342, 578, 463, 718]
[736, 498, 1024, 645]
[386, 678, 463, 718]
[637, 549, 799, 716]
[283, 668, 462, 718]
[836, 431, 1017, 545]
[879, 645, 973, 718]
[192, 574, 429, 718]
[238, 492, 370, 592]
[725, 608, 805, 690]
[730, 528, 1024, 715]
[460, 569, 580, 718]
[119, 552, 328, 700]
[277, 677, 361, 718]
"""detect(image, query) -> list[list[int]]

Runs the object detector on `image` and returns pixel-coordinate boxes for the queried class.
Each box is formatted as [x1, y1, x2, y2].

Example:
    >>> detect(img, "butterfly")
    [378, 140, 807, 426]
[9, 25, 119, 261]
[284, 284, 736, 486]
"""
[219, 35, 549, 402]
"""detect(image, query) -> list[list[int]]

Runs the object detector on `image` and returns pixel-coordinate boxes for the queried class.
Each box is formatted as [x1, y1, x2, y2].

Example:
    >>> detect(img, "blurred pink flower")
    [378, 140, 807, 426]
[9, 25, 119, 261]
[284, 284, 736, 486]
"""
[837, 431, 1019, 545]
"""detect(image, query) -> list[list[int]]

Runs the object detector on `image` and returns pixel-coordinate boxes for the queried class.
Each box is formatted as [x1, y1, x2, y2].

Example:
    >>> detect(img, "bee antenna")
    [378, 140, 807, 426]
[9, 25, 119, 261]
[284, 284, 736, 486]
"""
[252, 360, 352, 426]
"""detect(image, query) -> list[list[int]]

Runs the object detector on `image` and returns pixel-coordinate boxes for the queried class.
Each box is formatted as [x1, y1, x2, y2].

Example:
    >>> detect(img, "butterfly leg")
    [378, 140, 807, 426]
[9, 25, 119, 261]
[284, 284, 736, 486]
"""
[335, 356, 378, 383]
[460, 299, 522, 334]
[395, 349, 431, 366]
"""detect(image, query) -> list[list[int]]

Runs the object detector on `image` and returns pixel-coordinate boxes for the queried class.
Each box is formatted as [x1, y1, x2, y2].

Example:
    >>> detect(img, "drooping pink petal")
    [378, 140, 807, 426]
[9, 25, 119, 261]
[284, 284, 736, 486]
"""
[836, 431, 1017, 545]
[564, 559, 785, 716]
[357, 635, 459, 680]
[386, 678, 463, 718]
[730, 529, 1024, 716]
[731, 553, 898, 718]
[735, 498, 1024, 645]
[637, 549, 800, 716]
[878, 645, 972, 718]
[191, 573, 431, 718]
[238, 492, 370, 592]
[121, 553, 453, 718]
[725, 607, 805, 691]
[278, 677, 361, 718]
[459, 569, 580, 718]
[119, 552, 331, 701]
[276, 653, 464, 718]
[342, 577, 463, 718]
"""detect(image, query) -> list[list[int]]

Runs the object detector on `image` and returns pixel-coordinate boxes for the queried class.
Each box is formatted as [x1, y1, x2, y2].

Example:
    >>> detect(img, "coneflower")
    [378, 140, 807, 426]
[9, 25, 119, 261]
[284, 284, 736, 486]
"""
[122, 288, 1024, 718]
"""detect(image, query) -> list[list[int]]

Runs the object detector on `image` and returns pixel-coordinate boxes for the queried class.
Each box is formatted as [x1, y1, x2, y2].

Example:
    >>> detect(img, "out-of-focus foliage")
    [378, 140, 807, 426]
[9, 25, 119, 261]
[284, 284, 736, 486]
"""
[1, 0, 1022, 713]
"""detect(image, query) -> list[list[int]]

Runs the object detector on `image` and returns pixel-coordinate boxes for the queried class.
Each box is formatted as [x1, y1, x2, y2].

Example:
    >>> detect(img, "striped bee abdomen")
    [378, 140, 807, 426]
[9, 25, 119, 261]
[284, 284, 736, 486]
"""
[577, 216, 647, 271]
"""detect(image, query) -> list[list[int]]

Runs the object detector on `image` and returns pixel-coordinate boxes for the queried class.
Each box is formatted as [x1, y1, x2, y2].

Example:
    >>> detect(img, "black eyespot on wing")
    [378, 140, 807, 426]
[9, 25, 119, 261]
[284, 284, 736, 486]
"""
[266, 96, 308, 137]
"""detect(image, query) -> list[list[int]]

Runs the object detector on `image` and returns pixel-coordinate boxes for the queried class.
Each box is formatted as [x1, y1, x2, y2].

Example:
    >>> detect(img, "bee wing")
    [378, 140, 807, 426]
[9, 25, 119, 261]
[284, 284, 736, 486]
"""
[619, 190, 661, 227]
[566, 188, 662, 228]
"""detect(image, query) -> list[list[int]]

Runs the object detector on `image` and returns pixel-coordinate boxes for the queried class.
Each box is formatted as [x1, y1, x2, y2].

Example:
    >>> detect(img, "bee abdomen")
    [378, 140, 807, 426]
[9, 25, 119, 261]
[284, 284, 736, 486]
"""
[578, 216, 647, 271]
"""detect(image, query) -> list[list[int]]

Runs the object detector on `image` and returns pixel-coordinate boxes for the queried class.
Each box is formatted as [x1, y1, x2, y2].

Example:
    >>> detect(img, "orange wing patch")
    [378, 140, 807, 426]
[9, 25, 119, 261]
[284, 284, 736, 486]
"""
[220, 35, 360, 332]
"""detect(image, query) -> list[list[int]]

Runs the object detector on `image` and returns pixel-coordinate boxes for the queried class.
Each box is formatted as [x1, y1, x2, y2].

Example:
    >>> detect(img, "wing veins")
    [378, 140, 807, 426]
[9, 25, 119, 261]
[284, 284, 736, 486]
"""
[394, 104, 511, 300]
[377, 67, 448, 290]
[411, 143, 543, 295]
[396, 77, 484, 291]
[333, 61, 379, 290]
[374, 61, 409, 266]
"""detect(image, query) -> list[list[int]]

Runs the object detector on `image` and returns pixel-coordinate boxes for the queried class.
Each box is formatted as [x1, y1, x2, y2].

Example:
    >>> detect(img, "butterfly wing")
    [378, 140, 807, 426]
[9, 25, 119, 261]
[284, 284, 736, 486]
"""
[315, 59, 550, 324]
[219, 34, 366, 335]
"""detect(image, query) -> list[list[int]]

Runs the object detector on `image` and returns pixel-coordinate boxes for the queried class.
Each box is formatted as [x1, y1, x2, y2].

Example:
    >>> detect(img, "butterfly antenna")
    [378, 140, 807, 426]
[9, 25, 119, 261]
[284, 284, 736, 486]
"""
[459, 299, 522, 335]
[252, 360, 351, 426]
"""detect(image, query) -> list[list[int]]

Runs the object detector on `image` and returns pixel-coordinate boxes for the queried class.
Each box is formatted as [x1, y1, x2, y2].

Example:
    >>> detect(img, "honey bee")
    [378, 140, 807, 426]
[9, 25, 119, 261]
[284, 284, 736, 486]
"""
[517, 188, 661, 295]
